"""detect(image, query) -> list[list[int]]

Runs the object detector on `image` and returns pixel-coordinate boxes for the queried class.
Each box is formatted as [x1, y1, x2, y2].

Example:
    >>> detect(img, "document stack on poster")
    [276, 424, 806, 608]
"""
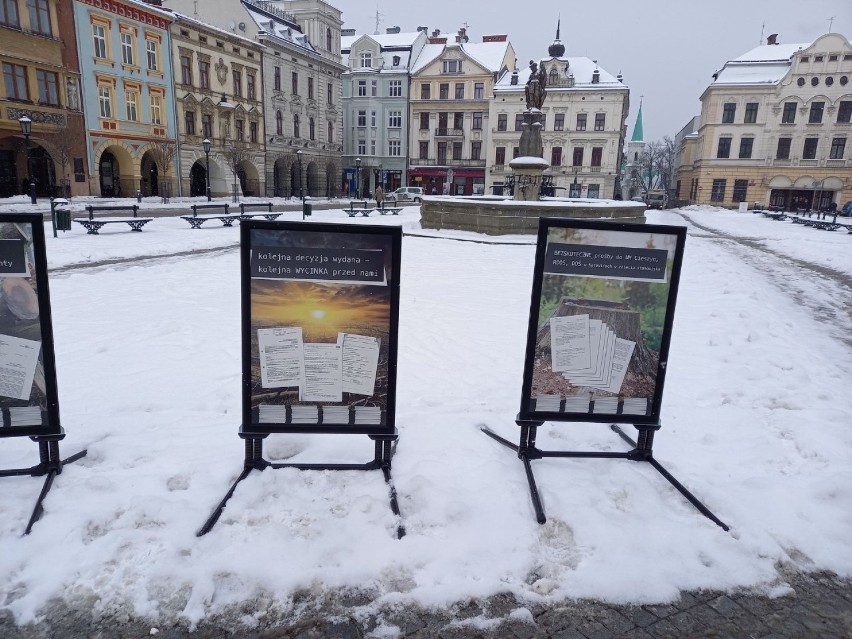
[6, 406, 43, 427]
[354, 406, 381, 425]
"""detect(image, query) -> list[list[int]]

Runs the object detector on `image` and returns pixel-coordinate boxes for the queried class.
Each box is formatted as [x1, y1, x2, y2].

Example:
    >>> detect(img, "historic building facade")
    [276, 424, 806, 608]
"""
[1, 0, 88, 197]
[170, 13, 265, 197]
[408, 28, 515, 196]
[677, 33, 852, 209]
[72, 0, 177, 197]
[489, 28, 629, 199]
[341, 27, 427, 197]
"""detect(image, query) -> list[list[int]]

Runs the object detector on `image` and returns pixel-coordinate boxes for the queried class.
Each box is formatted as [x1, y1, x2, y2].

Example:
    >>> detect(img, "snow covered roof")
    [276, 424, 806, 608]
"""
[494, 57, 622, 92]
[341, 31, 424, 50]
[341, 32, 425, 71]
[244, 4, 316, 55]
[410, 41, 511, 75]
[172, 12, 265, 49]
[711, 41, 810, 86]
[733, 43, 809, 62]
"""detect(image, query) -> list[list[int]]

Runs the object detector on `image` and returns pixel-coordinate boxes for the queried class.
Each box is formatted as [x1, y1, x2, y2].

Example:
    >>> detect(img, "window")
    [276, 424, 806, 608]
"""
[327, 82, 333, 105]
[439, 83, 449, 99]
[150, 93, 162, 124]
[587, 184, 600, 198]
[722, 103, 736, 123]
[829, 137, 846, 159]
[437, 142, 446, 162]
[594, 113, 605, 131]
[121, 32, 134, 66]
[1, 0, 20, 28]
[199, 60, 210, 89]
[36, 69, 59, 105]
[497, 113, 507, 131]
[235, 118, 244, 141]
[419, 112, 429, 130]
[782, 102, 796, 123]
[201, 113, 212, 138]
[146, 39, 158, 71]
[389, 79, 402, 97]
[453, 112, 463, 130]
[183, 111, 195, 135]
[420, 83, 430, 99]
[125, 90, 138, 121]
[717, 136, 731, 158]
[247, 74, 256, 100]
[591, 147, 602, 167]
[308, 77, 314, 99]
[742, 102, 758, 123]
[274, 66, 281, 91]
[474, 82, 484, 99]
[392, 55, 400, 66]
[452, 142, 462, 160]
[738, 137, 753, 159]
[732, 179, 748, 202]
[371, 110, 376, 127]
[576, 113, 586, 130]
[388, 140, 401, 156]
[495, 146, 505, 165]
[512, 147, 520, 159]
[371, 79, 377, 97]
[327, 121, 333, 143]
[357, 110, 366, 126]
[419, 141, 429, 159]
[472, 111, 482, 130]
[357, 139, 366, 154]
[551, 146, 562, 165]
[471, 141, 481, 160]
[27, 0, 51, 36]
[710, 179, 726, 202]
[514, 113, 524, 131]
[442, 59, 462, 74]
[360, 51, 372, 68]
[180, 55, 192, 85]
[837, 101, 852, 123]
[275, 110, 283, 134]
[327, 27, 332, 51]
[92, 24, 107, 59]
[232, 69, 242, 97]
[98, 84, 112, 118]
[802, 138, 818, 159]
[455, 83, 464, 99]
[554, 113, 564, 131]
[370, 140, 376, 155]
[292, 71, 298, 95]
[776, 137, 791, 159]
[3, 62, 30, 100]
[808, 101, 824, 123]
[357, 80, 366, 97]
[250, 121, 258, 143]
[292, 114, 299, 138]
[388, 110, 401, 128]
[572, 147, 583, 166]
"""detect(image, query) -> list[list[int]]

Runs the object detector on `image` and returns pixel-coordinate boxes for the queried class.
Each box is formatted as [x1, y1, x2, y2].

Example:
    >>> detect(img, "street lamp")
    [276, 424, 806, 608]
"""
[19, 116, 36, 204]
[571, 166, 579, 198]
[355, 156, 361, 199]
[202, 138, 212, 201]
[296, 149, 304, 202]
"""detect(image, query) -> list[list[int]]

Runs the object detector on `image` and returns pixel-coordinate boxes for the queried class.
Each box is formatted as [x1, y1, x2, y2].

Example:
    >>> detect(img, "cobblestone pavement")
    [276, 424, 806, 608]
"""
[1, 570, 850, 638]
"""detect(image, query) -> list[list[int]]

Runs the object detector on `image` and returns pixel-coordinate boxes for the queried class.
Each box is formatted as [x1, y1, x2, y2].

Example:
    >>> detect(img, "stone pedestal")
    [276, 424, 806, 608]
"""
[508, 157, 550, 201]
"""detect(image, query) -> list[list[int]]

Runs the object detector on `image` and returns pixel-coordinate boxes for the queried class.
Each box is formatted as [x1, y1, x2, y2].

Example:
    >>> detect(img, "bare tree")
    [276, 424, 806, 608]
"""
[148, 138, 177, 202]
[222, 141, 250, 202]
[639, 140, 663, 193]
[656, 136, 677, 198]
[46, 126, 84, 199]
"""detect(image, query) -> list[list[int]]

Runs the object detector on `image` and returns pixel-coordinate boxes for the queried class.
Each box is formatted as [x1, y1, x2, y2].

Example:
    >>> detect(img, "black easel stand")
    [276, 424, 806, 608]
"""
[0, 430, 87, 535]
[198, 428, 405, 539]
[481, 420, 728, 531]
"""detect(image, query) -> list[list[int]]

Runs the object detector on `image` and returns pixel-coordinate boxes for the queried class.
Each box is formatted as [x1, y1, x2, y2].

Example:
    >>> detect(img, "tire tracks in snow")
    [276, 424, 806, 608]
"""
[679, 211, 852, 349]
[48, 243, 239, 275]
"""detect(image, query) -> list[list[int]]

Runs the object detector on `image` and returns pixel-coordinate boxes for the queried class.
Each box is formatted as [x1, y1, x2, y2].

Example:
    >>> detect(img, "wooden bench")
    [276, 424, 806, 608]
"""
[181, 203, 236, 228]
[760, 210, 788, 221]
[239, 202, 280, 220]
[344, 200, 371, 217]
[85, 204, 140, 220]
[376, 197, 402, 215]
[74, 217, 153, 234]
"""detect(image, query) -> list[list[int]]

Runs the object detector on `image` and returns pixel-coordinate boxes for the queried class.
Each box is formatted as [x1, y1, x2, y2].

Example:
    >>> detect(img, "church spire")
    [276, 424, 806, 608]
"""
[548, 16, 565, 58]
[631, 97, 644, 142]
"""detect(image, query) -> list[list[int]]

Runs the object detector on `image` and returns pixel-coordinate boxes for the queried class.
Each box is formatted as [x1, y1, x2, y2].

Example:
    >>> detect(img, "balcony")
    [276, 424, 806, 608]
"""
[434, 128, 464, 137]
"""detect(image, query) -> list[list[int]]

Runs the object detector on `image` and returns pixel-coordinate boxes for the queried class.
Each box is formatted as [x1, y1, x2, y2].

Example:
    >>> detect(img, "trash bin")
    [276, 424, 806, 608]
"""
[302, 201, 312, 217]
[55, 208, 72, 231]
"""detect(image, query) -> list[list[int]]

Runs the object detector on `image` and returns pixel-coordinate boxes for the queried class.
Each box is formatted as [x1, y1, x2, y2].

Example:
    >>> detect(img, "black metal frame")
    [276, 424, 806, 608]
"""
[0, 215, 86, 534]
[483, 218, 727, 530]
[199, 221, 404, 537]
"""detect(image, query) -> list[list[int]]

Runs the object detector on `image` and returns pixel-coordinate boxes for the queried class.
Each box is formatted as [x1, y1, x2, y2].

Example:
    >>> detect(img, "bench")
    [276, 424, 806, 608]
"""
[760, 210, 787, 221]
[376, 197, 402, 215]
[344, 200, 371, 217]
[85, 204, 139, 220]
[239, 202, 280, 220]
[181, 203, 235, 229]
[74, 217, 153, 234]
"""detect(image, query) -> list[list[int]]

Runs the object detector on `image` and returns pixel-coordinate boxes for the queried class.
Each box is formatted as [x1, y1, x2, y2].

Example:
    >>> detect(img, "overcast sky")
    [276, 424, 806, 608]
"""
[331, 0, 851, 142]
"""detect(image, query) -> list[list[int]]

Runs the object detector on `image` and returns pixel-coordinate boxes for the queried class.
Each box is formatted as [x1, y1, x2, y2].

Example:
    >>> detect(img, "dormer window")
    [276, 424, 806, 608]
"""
[549, 68, 558, 84]
[442, 59, 463, 74]
[801, 56, 809, 62]
[393, 55, 401, 66]
[360, 51, 372, 68]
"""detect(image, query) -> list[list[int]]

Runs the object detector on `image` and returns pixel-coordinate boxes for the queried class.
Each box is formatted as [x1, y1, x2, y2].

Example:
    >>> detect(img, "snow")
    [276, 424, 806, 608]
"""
[1, 202, 851, 628]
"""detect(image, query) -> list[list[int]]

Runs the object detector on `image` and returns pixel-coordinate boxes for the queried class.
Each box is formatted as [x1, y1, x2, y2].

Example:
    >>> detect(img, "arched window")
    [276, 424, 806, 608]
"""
[326, 27, 332, 51]
[293, 114, 300, 138]
[327, 121, 333, 143]
[309, 117, 315, 140]
[549, 68, 559, 85]
[276, 110, 283, 135]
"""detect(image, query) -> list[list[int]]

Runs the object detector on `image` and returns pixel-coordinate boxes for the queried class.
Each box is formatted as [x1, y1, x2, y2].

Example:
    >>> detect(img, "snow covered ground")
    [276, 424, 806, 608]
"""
[0, 203, 850, 630]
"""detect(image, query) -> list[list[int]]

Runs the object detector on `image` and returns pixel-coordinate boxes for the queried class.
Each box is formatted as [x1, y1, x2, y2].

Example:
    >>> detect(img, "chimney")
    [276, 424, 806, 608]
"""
[432, 29, 441, 37]
[417, 26, 428, 33]
[455, 27, 468, 43]
[767, 33, 778, 45]
[510, 69, 519, 85]
[429, 36, 447, 44]
[386, 26, 401, 34]
[341, 28, 356, 36]
[482, 34, 508, 43]
[592, 66, 600, 84]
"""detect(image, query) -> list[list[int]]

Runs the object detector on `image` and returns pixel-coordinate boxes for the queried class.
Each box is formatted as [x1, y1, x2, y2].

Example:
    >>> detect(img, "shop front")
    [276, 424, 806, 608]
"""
[407, 167, 484, 196]
[767, 176, 843, 211]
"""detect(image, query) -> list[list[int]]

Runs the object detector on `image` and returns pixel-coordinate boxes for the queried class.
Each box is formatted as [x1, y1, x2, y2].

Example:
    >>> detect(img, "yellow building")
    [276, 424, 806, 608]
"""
[677, 33, 851, 210]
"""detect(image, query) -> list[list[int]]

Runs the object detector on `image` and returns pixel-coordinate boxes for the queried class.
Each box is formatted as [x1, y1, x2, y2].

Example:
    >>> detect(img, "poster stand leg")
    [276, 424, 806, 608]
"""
[197, 430, 405, 539]
[481, 420, 728, 531]
[0, 430, 88, 535]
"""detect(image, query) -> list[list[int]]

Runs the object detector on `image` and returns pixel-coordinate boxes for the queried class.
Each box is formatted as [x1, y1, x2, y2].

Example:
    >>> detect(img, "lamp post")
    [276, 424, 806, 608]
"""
[571, 166, 579, 198]
[296, 149, 304, 202]
[19, 116, 36, 204]
[355, 156, 361, 199]
[202, 138, 212, 201]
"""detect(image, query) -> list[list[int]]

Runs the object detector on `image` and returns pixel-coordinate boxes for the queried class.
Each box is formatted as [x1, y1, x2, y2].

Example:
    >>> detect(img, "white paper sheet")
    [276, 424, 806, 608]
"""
[258, 327, 304, 389]
[340, 333, 380, 396]
[301, 343, 342, 403]
[0, 334, 40, 401]
[550, 314, 591, 372]
[603, 338, 636, 394]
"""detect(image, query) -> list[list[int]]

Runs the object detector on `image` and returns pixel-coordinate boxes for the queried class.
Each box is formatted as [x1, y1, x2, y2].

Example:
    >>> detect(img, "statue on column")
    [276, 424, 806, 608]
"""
[524, 60, 547, 110]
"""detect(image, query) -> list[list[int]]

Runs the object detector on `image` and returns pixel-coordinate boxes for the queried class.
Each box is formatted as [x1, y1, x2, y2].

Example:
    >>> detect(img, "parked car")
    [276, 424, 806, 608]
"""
[392, 187, 424, 203]
[645, 190, 668, 209]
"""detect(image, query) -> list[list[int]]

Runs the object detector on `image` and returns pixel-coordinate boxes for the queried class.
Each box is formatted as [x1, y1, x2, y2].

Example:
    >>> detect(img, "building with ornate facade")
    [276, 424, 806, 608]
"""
[488, 26, 629, 199]
[408, 28, 515, 196]
[1, 0, 87, 197]
[72, 0, 177, 197]
[341, 27, 427, 197]
[676, 33, 852, 209]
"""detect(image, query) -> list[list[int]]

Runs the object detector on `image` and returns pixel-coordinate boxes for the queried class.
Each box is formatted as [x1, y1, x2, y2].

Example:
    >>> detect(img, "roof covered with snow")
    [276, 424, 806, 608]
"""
[494, 57, 623, 92]
[410, 40, 512, 75]
[341, 32, 425, 71]
[341, 31, 424, 51]
[711, 41, 811, 86]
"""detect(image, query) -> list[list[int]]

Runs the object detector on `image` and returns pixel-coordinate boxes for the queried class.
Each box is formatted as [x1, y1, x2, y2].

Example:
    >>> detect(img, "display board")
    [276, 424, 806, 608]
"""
[0, 214, 61, 438]
[519, 218, 686, 424]
[241, 221, 401, 435]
